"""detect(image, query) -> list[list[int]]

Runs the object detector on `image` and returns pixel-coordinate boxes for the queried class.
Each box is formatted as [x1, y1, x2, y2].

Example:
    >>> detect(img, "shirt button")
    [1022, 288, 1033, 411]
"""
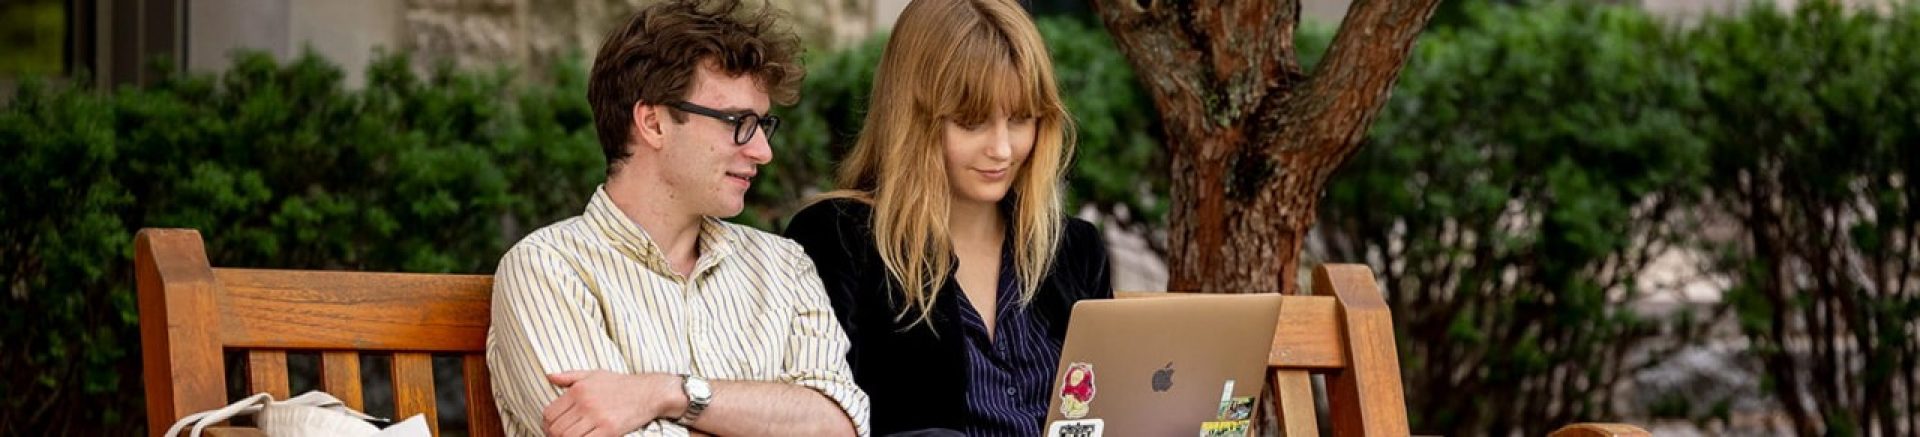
[1005, 387, 1016, 396]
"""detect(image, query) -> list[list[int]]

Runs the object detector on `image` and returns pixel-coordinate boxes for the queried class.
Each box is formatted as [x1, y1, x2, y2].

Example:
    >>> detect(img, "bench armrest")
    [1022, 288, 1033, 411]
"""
[1549, 423, 1651, 437]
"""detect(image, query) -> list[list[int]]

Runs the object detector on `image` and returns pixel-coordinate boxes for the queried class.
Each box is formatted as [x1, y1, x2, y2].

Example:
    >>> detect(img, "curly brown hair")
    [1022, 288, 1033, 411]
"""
[587, 0, 803, 173]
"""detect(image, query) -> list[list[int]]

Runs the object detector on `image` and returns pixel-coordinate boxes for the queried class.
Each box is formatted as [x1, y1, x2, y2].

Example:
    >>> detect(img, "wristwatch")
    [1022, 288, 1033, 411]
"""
[676, 374, 712, 427]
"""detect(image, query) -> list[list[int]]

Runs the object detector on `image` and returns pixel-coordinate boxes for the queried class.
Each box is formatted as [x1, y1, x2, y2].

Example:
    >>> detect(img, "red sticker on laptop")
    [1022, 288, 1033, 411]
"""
[1059, 362, 1098, 419]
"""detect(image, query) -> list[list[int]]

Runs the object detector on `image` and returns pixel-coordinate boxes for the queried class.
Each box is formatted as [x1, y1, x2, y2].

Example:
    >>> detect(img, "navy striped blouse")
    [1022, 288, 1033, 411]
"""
[952, 247, 1060, 437]
[783, 198, 1114, 436]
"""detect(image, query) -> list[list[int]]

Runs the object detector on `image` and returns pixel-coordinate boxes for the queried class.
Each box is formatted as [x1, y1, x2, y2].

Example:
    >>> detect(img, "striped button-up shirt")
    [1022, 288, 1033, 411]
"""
[953, 242, 1058, 437]
[487, 186, 871, 436]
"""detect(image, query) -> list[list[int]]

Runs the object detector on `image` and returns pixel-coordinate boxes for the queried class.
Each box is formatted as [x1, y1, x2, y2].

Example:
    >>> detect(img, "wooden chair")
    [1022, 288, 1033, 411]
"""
[136, 228, 503, 437]
[1119, 264, 1649, 436]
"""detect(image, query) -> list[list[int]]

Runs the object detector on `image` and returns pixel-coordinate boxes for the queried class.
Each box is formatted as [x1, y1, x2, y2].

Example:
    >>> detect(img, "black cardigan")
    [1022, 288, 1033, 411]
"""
[783, 198, 1114, 435]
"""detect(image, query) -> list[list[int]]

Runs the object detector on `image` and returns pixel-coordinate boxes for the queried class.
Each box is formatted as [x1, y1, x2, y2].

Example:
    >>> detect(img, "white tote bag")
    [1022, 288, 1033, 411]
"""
[163, 391, 429, 437]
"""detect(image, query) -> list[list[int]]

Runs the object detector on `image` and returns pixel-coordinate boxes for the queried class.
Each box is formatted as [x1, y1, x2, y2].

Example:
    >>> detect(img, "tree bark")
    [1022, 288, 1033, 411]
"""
[1091, 0, 1443, 294]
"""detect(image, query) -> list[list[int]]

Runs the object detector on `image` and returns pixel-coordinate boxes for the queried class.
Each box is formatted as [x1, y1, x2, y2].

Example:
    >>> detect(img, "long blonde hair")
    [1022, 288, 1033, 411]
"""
[821, 0, 1075, 328]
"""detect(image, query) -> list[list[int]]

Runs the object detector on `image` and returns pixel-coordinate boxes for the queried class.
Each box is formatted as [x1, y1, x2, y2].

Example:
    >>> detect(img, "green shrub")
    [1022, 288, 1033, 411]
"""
[1686, 2, 1920, 434]
[1321, 1, 1919, 434]
[0, 51, 603, 434]
[1321, 3, 1711, 433]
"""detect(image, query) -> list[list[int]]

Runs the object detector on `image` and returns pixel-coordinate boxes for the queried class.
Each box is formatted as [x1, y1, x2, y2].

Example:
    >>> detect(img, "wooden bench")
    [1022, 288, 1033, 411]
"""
[138, 227, 1643, 436]
[136, 228, 502, 437]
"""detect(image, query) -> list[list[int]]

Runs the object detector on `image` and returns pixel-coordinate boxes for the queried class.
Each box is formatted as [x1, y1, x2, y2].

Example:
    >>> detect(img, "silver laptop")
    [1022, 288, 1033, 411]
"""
[1042, 294, 1282, 437]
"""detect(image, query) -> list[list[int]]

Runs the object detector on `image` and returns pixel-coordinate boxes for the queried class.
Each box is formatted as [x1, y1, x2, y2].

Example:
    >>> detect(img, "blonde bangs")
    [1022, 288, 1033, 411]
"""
[925, 25, 1059, 125]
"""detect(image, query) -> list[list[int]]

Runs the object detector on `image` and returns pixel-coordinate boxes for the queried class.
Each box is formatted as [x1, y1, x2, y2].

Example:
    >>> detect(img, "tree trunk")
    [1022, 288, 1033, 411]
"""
[1091, 0, 1443, 294]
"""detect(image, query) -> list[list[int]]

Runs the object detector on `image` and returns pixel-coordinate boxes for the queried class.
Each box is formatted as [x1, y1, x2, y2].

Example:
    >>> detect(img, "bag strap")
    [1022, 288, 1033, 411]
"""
[164, 393, 274, 437]
[163, 391, 387, 437]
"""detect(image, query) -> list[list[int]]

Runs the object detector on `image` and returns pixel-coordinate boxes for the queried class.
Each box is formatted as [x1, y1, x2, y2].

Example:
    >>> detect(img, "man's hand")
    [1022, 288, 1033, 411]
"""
[543, 371, 685, 437]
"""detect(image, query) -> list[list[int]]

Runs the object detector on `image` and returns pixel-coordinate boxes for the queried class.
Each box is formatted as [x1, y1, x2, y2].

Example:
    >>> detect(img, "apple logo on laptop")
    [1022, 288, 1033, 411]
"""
[1151, 362, 1174, 392]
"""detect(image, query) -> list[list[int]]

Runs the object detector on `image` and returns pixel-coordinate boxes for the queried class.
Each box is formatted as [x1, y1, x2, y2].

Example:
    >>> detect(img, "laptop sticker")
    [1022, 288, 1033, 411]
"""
[1218, 397, 1253, 421]
[1059, 362, 1098, 419]
[1198, 420, 1251, 437]
[1045, 419, 1105, 437]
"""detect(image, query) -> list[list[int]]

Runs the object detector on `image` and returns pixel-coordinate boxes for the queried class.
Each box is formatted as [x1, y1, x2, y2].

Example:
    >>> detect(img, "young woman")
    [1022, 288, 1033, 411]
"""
[782, 0, 1112, 435]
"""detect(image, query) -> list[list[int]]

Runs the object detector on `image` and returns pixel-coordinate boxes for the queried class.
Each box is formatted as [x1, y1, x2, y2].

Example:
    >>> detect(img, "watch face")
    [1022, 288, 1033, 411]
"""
[687, 377, 713, 399]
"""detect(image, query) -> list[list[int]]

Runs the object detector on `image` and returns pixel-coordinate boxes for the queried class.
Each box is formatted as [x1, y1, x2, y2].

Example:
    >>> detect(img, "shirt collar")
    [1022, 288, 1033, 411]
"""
[583, 185, 735, 279]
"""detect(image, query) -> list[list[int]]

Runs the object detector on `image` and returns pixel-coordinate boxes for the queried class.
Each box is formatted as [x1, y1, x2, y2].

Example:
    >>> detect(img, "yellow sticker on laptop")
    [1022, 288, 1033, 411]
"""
[1199, 420, 1251, 437]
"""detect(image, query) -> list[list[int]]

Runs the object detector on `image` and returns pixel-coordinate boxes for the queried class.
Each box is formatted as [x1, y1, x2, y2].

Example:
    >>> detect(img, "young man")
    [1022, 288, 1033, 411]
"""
[485, 1, 868, 436]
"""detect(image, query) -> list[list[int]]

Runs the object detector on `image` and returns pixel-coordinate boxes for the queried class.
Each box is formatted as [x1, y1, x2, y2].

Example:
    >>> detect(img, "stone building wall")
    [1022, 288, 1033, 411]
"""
[184, 0, 881, 87]
[399, 0, 877, 77]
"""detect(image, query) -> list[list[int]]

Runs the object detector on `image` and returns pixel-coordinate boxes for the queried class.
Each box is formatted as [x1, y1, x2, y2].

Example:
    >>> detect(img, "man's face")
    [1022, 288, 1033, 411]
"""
[657, 62, 774, 218]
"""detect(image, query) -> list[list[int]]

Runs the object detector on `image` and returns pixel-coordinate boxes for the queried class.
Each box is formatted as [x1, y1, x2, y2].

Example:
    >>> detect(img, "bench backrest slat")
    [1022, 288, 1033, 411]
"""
[463, 355, 505, 437]
[391, 352, 440, 436]
[321, 351, 364, 411]
[245, 351, 290, 399]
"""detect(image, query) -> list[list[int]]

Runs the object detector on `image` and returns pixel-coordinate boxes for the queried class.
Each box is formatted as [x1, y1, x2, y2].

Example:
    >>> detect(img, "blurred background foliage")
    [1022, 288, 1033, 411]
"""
[1319, 1, 1916, 434]
[2, 1, 1915, 435]
[1322, 2, 1713, 433]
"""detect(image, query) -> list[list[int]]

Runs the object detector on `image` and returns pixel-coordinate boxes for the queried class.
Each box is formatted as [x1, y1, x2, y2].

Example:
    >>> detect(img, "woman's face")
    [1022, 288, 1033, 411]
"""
[942, 108, 1036, 208]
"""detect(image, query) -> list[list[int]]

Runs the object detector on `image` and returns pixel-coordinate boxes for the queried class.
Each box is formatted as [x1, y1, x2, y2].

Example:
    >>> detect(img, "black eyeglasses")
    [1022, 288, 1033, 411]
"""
[668, 101, 780, 145]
